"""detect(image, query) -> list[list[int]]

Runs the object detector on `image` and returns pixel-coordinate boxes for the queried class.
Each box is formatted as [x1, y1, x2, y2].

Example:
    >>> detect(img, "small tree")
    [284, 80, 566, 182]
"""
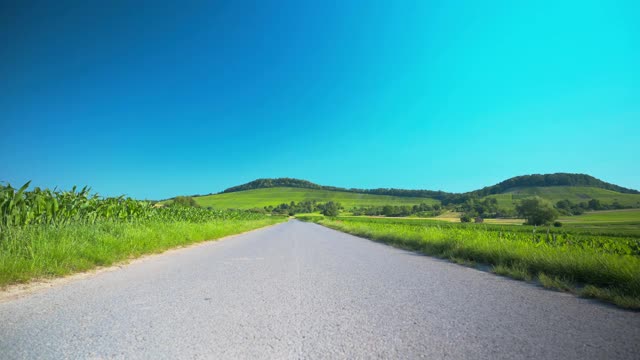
[322, 201, 340, 217]
[588, 199, 602, 210]
[172, 196, 199, 207]
[516, 197, 558, 225]
[381, 205, 395, 217]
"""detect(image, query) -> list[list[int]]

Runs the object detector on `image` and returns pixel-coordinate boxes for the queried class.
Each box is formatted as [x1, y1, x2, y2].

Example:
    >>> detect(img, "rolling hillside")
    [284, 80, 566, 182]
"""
[485, 186, 640, 210]
[191, 187, 438, 209]
[167, 174, 640, 212]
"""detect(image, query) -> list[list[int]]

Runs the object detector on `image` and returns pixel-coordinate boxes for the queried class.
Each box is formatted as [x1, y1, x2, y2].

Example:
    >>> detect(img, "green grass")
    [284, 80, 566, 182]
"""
[558, 209, 640, 237]
[0, 217, 284, 287]
[485, 186, 640, 210]
[298, 215, 640, 309]
[189, 187, 439, 209]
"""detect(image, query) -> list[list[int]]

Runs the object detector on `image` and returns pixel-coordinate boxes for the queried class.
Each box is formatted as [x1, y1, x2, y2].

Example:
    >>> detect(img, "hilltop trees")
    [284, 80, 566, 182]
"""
[220, 178, 447, 199]
[468, 173, 640, 197]
[516, 197, 558, 225]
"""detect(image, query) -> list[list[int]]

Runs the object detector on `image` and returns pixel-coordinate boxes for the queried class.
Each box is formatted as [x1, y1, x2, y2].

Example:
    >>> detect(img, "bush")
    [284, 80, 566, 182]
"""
[553, 221, 563, 227]
[322, 201, 340, 217]
[172, 196, 199, 208]
[474, 217, 484, 223]
[460, 214, 472, 223]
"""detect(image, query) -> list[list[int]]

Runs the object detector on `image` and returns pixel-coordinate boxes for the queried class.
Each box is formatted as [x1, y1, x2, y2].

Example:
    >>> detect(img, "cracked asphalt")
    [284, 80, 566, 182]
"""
[1, 220, 639, 359]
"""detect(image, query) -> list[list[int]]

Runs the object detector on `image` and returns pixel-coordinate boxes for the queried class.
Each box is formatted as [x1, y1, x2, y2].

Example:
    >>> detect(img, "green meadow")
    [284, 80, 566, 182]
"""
[556, 209, 640, 237]
[560, 209, 640, 223]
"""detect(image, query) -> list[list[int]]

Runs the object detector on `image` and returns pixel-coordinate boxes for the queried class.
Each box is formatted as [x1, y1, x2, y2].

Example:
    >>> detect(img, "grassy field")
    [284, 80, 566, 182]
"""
[560, 209, 640, 223]
[189, 187, 439, 209]
[428, 209, 640, 237]
[556, 209, 640, 237]
[485, 186, 640, 210]
[0, 183, 285, 288]
[297, 215, 640, 309]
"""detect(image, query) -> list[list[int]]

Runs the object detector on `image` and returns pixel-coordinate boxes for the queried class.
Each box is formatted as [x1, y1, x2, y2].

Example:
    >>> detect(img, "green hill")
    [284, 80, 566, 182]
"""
[192, 187, 438, 210]
[167, 173, 639, 212]
[484, 186, 640, 210]
[220, 177, 447, 199]
[470, 173, 638, 197]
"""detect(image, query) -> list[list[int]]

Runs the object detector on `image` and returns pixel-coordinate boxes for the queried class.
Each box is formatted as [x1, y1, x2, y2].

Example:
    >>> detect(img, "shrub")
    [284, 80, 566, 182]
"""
[322, 201, 340, 217]
[172, 196, 199, 208]
[553, 221, 563, 227]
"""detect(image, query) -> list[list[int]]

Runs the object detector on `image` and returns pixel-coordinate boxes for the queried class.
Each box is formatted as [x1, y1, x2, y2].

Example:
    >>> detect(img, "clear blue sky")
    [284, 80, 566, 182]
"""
[1, 1, 638, 199]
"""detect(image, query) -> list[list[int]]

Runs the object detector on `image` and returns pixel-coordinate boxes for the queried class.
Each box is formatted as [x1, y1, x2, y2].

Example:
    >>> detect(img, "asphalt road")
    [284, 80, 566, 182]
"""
[1, 220, 639, 359]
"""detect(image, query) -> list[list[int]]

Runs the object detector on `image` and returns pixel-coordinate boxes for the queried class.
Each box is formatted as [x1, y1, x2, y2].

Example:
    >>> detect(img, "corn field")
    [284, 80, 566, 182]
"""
[0, 181, 266, 234]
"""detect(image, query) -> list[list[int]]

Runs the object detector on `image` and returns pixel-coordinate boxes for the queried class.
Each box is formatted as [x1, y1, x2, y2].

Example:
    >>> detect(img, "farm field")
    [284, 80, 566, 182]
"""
[297, 215, 640, 309]
[559, 209, 640, 223]
[431, 209, 640, 227]
[426, 211, 525, 225]
[557, 209, 640, 237]
[188, 187, 439, 209]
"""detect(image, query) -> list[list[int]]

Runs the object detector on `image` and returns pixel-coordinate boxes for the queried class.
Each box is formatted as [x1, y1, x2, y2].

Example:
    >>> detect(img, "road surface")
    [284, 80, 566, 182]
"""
[1, 220, 639, 359]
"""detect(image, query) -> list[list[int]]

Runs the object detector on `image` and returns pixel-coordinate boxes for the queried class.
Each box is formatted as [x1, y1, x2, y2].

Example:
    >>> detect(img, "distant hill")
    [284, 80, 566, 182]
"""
[485, 186, 640, 210]
[468, 173, 639, 197]
[221, 174, 638, 199]
[168, 173, 640, 210]
[220, 178, 448, 199]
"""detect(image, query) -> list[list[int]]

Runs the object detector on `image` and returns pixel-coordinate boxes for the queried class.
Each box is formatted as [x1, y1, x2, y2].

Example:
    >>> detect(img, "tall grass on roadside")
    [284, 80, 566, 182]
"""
[298, 216, 640, 310]
[0, 218, 282, 286]
[0, 182, 285, 287]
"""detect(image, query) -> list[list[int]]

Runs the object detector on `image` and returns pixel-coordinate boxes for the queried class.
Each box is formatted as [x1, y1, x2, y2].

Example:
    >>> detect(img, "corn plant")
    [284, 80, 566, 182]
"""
[0, 181, 267, 235]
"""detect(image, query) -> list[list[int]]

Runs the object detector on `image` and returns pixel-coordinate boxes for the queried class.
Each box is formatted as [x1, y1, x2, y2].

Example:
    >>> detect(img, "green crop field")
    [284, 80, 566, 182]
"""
[556, 209, 640, 237]
[189, 187, 439, 209]
[560, 209, 640, 223]
[485, 186, 640, 210]
[297, 215, 640, 309]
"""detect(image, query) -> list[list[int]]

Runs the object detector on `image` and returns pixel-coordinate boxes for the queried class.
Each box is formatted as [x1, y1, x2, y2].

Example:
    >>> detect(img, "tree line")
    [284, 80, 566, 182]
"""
[351, 203, 442, 217]
[262, 200, 341, 216]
